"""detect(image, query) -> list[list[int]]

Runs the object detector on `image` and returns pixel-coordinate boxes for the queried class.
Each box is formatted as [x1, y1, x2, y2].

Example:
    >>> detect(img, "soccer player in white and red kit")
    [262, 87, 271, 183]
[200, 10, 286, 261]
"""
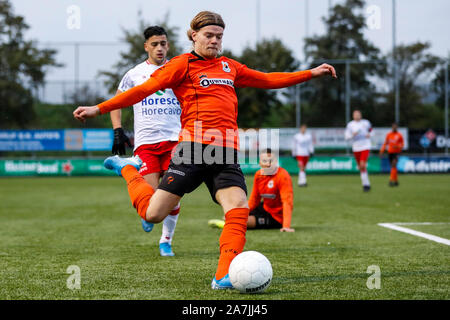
[292, 124, 314, 187]
[110, 26, 181, 256]
[345, 110, 373, 192]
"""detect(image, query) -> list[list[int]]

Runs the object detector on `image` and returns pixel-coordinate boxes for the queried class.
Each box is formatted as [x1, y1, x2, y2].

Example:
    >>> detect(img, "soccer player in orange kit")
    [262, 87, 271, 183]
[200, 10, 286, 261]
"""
[209, 149, 294, 232]
[73, 11, 336, 290]
[380, 122, 404, 186]
[248, 149, 294, 232]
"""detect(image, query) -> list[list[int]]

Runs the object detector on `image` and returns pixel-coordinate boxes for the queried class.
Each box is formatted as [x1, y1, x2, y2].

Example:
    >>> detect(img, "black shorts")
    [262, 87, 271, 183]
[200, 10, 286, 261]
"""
[250, 203, 282, 229]
[158, 142, 247, 203]
[388, 153, 399, 164]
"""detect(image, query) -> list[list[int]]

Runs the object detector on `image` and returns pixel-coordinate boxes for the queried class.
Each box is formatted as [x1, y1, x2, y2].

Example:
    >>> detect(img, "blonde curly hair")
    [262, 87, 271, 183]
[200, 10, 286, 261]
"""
[187, 11, 225, 42]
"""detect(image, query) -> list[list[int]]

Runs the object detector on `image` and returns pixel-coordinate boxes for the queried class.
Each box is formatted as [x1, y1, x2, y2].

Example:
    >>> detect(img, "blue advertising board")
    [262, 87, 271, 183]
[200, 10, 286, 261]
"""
[0, 130, 64, 151]
[382, 156, 450, 173]
[82, 129, 113, 151]
[0, 129, 113, 151]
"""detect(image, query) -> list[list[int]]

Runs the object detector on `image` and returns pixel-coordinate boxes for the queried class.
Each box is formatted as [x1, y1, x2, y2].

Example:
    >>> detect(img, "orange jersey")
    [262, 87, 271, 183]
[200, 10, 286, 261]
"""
[98, 52, 312, 149]
[248, 167, 293, 228]
[381, 131, 404, 154]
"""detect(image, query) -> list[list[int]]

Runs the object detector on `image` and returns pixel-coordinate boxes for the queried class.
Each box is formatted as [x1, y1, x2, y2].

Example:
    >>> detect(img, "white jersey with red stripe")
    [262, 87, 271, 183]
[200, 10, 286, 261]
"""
[292, 132, 314, 156]
[118, 60, 181, 150]
[345, 119, 373, 152]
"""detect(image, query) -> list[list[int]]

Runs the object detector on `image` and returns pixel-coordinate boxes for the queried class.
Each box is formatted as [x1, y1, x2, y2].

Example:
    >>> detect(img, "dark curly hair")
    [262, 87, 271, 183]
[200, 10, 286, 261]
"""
[144, 26, 167, 40]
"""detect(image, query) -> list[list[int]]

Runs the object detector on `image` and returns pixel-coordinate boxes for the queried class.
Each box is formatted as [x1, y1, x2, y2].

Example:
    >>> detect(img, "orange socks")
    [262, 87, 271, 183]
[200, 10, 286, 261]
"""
[390, 167, 398, 182]
[215, 207, 249, 280]
[121, 165, 154, 220]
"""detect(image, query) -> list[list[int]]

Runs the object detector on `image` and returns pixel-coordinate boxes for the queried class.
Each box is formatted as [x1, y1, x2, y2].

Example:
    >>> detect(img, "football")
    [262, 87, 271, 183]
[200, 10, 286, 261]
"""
[229, 251, 273, 293]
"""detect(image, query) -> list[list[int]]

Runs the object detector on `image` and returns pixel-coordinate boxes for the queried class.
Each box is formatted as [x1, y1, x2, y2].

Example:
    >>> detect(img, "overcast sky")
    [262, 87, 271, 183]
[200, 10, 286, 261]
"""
[10, 0, 450, 83]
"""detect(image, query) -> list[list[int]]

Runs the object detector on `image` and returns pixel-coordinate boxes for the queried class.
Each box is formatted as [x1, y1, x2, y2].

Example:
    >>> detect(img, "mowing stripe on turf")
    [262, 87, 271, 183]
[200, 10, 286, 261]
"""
[378, 223, 450, 246]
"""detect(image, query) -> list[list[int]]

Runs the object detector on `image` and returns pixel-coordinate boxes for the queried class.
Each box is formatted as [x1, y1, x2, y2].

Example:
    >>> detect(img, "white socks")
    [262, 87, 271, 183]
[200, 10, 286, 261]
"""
[160, 204, 180, 245]
[360, 171, 370, 186]
[298, 171, 306, 185]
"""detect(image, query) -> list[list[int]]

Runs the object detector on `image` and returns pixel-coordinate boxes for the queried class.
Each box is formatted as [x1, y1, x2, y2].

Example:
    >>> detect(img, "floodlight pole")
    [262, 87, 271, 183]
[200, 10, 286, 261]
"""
[305, 0, 309, 38]
[445, 61, 449, 156]
[393, 0, 400, 124]
[345, 61, 351, 125]
[295, 84, 301, 128]
[345, 61, 351, 155]
[256, 0, 261, 44]
[74, 42, 79, 94]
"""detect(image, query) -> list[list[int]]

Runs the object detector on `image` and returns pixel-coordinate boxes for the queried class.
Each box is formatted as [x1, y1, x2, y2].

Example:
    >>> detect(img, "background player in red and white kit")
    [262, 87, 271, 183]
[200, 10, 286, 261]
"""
[379, 122, 404, 187]
[292, 124, 314, 187]
[110, 26, 181, 257]
[345, 110, 373, 192]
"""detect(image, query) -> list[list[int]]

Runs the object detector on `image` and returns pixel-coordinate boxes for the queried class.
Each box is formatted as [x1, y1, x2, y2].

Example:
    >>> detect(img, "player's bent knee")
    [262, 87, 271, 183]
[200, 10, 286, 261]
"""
[216, 186, 249, 213]
[145, 189, 181, 223]
[145, 211, 165, 223]
[231, 196, 248, 209]
[146, 205, 174, 223]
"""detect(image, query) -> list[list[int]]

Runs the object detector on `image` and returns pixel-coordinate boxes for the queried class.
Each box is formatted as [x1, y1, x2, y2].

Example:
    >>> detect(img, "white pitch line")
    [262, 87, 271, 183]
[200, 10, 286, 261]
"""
[388, 222, 450, 226]
[378, 223, 450, 246]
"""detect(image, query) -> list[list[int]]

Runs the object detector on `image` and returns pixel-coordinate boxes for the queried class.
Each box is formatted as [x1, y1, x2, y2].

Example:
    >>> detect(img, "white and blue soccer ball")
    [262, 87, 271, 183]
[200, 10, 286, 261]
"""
[229, 251, 273, 293]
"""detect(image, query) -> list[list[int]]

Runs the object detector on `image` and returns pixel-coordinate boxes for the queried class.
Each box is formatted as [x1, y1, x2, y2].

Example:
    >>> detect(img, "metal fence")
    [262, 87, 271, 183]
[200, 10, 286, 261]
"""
[34, 42, 449, 155]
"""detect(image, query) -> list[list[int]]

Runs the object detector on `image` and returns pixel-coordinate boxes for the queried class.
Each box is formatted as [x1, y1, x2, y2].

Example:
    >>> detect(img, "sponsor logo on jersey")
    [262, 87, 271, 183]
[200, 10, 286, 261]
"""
[199, 75, 234, 88]
[141, 96, 179, 106]
[261, 193, 276, 199]
[167, 168, 186, 176]
[141, 107, 181, 117]
[139, 162, 148, 174]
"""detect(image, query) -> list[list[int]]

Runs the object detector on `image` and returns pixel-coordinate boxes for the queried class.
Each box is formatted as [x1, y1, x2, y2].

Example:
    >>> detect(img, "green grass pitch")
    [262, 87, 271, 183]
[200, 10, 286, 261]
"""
[0, 174, 449, 300]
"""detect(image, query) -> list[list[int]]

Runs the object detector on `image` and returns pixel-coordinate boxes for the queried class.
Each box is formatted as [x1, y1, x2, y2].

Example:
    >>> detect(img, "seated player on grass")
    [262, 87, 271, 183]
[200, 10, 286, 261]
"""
[209, 149, 294, 232]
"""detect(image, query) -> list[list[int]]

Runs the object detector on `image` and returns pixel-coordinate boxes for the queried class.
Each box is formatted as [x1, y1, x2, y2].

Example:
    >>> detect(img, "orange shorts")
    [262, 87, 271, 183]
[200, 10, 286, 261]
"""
[134, 141, 178, 176]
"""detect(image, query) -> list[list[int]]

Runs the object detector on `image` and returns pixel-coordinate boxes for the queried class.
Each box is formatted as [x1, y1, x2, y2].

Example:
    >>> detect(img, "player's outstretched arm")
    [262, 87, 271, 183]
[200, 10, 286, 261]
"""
[73, 106, 100, 123]
[72, 77, 162, 123]
[310, 63, 337, 79]
[235, 62, 337, 90]
[279, 172, 294, 232]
